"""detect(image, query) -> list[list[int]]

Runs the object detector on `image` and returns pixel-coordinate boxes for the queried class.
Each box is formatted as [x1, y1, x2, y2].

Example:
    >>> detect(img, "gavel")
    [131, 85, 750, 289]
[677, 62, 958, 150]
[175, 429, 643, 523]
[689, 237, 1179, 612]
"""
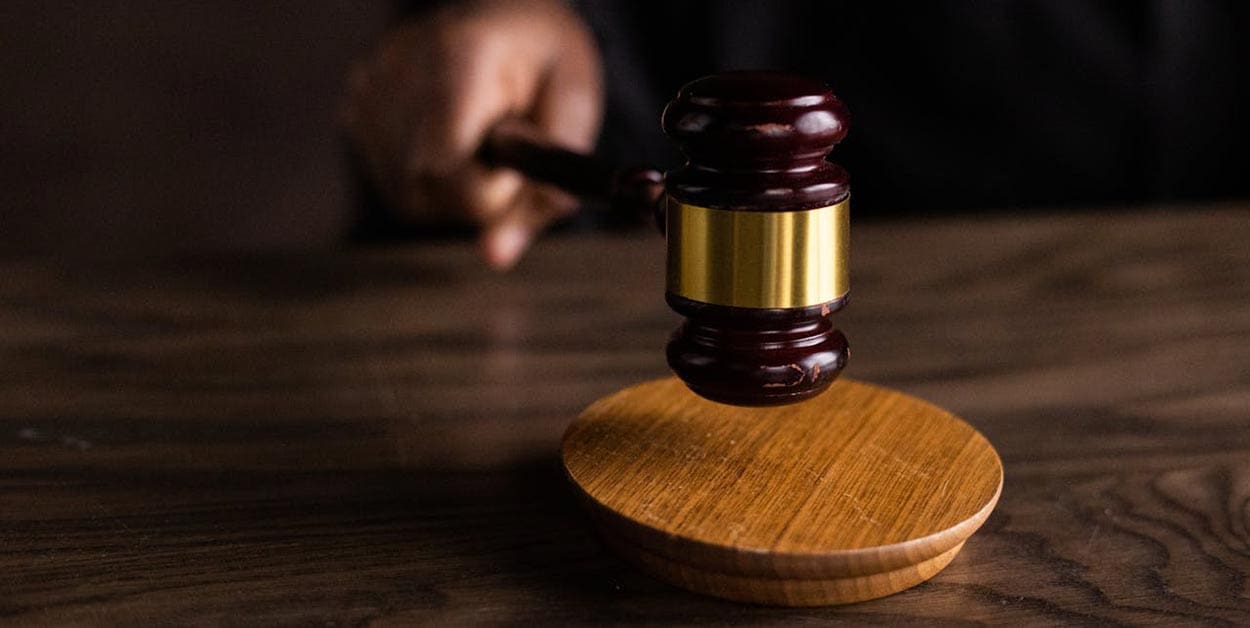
[480, 72, 851, 406]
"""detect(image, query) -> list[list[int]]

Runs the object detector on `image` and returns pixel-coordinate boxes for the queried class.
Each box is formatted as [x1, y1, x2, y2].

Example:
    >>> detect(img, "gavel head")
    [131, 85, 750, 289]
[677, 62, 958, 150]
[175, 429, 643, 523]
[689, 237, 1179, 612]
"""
[661, 72, 851, 406]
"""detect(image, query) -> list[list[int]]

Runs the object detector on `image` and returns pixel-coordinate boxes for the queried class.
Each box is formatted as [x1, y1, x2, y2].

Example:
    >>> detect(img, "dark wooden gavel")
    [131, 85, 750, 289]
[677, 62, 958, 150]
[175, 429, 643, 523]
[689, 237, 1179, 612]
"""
[477, 118, 666, 228]
[479, 72, 851, 407]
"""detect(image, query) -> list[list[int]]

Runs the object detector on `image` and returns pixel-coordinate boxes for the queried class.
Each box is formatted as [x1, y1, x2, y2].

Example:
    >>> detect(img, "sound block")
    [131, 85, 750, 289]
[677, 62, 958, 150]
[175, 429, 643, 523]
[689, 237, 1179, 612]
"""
[562, 377, 1002, 606]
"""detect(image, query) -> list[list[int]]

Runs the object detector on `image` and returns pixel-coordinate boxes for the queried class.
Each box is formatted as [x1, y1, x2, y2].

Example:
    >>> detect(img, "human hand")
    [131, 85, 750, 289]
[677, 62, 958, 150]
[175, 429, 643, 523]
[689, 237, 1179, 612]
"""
[342, 0, 603, 269]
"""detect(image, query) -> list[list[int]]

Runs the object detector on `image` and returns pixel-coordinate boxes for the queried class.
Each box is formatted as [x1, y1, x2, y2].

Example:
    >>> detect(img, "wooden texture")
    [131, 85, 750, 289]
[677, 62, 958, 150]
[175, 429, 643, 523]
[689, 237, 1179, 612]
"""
[1, 206, 1249, 624]
[563, 377, 1002, 605]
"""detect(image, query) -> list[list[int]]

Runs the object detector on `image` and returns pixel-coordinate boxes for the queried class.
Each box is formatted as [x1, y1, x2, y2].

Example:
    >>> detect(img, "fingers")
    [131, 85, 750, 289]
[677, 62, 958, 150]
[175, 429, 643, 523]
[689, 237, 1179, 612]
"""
[479, 183, 579, 270]
[341, 0, 604, 269]
[477, 17, 605, 270]
[409, 35, 531, 225]
[407, 29, 525, 176]
[531, 17, 604, 153]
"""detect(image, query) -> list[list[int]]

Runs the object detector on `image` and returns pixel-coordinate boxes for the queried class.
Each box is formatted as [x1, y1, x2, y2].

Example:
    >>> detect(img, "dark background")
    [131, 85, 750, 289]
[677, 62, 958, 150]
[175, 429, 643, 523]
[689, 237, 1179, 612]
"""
[4, 1, 1249, 257]
[586, 0, 1250, 217]
[1, 2, 387, 257]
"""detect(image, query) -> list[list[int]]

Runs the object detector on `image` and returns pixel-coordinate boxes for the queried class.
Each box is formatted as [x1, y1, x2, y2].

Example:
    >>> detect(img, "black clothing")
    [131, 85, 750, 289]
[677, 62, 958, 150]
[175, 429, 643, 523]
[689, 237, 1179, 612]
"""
[365, 0, 1250, 240]
[580, 0, 1250, 215]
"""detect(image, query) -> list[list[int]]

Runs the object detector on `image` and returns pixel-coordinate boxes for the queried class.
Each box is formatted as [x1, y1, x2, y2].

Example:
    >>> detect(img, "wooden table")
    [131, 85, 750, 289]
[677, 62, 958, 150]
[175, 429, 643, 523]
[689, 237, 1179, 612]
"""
[3, 207, 1249, 625]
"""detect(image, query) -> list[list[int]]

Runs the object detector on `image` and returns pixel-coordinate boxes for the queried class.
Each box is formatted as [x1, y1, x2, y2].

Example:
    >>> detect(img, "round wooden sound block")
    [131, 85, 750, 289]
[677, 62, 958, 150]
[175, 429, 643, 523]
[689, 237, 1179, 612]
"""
[562, 377, 1002, 606]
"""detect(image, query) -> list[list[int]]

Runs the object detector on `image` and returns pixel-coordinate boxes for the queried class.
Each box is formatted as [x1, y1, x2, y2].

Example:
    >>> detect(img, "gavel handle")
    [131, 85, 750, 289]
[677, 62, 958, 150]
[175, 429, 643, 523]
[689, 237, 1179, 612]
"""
[478, 119, 665, 225]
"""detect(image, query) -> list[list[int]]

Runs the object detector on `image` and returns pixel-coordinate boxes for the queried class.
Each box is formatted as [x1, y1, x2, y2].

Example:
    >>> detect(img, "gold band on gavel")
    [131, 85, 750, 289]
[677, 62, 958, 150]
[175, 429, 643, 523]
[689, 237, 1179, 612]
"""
[666, 198, 849, 309]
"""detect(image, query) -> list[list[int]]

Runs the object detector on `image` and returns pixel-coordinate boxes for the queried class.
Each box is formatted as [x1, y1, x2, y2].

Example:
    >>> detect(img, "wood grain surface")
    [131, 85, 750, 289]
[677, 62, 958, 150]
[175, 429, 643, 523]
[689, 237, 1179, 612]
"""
[2, 206, 1249, 625]
[563, 376, 1002, 605]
